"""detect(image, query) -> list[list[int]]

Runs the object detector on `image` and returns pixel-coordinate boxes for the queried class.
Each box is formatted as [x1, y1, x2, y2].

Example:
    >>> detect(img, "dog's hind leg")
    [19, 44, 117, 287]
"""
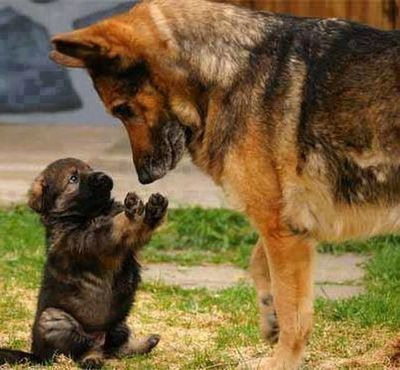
[36, 308, 105, 367]
[250, 240, 279, 344]
[105, 322, 160, 358]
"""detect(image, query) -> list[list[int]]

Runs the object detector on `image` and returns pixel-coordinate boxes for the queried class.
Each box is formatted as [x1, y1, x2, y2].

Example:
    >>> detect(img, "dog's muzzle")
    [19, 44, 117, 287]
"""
[137, 167, 153, 185]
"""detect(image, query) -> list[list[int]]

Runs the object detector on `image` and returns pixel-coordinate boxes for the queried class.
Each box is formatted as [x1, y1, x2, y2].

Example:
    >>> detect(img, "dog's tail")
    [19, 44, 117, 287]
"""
[0, 348, 41, 365]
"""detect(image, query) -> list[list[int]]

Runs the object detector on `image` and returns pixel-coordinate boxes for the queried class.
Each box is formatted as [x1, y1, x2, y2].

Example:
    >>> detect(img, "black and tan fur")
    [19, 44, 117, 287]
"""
[49, 1, 400, 369]
[0, 158, 167, 368]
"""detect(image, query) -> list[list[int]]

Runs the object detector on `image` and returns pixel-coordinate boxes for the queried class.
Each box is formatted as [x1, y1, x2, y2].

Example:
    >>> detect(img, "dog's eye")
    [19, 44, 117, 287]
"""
[112, 104, 135, 119]
[69, 175, 79, 184]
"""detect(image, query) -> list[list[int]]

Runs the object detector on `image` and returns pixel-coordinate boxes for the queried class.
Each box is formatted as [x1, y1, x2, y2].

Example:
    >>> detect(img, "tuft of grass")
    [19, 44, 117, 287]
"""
[319, 235, 400, 255]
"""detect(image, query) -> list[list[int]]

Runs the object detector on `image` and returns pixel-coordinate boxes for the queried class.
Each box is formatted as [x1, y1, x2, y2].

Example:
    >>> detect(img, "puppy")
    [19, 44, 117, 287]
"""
[0, 158, 168, 368]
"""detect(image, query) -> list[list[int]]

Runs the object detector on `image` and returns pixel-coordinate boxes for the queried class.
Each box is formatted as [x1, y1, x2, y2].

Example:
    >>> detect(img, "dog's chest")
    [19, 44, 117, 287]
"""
[47, 261, 137, 330]
[69, 271, 115, 326]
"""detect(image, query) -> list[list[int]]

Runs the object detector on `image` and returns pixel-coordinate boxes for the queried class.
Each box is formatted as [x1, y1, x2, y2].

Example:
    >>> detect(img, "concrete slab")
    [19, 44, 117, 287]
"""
[0, 124, 226, 207]
[142, 253, 367, 299]
[315, 253, 366, 284]
[316, 284, 364, 300]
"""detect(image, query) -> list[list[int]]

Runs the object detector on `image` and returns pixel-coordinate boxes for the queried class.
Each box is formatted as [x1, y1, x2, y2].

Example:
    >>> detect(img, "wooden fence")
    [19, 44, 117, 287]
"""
[219, 0, 400, 30]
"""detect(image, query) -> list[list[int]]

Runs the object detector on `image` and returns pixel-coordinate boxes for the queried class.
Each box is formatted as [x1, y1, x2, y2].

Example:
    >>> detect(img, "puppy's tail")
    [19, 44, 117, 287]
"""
[0, 348, 41, 365]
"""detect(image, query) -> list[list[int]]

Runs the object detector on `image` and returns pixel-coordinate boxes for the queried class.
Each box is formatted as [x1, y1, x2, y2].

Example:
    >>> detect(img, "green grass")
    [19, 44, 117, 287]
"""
[0, 206, 399, 368]
[144, 207, 258, 268]
[0, 206, 45, 288]
[318, 244, 400, 329]
[0, 205, 391, 277]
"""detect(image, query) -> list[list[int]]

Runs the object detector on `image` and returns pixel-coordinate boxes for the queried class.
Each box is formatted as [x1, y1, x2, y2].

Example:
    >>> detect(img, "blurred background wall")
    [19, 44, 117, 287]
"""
[0, 0, 137, 125]
[221, 0, 399, 29]
[0, 0, 398, 126]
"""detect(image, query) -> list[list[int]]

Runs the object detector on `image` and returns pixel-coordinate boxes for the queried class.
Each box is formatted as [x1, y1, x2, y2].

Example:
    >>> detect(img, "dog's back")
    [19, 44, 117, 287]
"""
[264, 18, 400, 242]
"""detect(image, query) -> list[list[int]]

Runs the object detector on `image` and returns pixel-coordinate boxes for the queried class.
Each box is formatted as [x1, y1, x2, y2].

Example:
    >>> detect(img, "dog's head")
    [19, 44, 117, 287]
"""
[28, 158, 114, 217]
[49, 5, 202, 184]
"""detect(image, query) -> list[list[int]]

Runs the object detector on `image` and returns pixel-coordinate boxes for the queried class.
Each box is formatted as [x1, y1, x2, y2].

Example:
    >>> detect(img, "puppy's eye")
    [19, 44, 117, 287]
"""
[69, 175, 79, 184]
[112, 104, 135, 119]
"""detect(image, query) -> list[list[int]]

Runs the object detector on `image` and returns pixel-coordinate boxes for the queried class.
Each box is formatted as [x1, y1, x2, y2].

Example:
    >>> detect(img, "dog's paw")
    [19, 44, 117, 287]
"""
[124, 192, 145, 220]
[146, 334, 161, 350]
[80, 351, 105, 369]
[144, 193, 168, 228]
[116, 334, 161, 357]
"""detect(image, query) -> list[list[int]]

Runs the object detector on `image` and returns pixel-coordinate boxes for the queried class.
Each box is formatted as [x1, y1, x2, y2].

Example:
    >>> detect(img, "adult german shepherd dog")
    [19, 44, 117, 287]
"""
[0, 158, 166, 368]
[49, 1, 400, 368]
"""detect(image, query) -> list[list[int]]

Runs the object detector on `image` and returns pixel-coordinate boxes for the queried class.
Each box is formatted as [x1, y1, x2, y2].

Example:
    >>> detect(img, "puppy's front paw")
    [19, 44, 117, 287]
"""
[124, 192, 145, 220]
[144, 193, 168, 228]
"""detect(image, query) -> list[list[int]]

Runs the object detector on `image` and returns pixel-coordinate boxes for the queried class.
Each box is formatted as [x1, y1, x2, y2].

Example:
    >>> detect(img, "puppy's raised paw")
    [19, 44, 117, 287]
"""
[144, 194, 168, 228]
[124, 192, 145, 220]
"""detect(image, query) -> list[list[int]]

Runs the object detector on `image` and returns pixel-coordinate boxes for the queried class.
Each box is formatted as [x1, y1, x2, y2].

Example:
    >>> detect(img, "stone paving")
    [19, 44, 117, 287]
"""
[142, 253, 366, 299]
[0, 124, 225, 207]
[0, 124, 367, 299]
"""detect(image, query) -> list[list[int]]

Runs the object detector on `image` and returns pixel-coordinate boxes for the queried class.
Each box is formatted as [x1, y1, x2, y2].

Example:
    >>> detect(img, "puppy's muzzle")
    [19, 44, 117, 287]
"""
[88, 172, 113, 193]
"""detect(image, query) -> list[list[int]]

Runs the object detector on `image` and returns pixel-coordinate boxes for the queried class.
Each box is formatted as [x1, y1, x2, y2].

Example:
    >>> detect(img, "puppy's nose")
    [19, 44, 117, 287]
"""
[89, 172, 113, 191]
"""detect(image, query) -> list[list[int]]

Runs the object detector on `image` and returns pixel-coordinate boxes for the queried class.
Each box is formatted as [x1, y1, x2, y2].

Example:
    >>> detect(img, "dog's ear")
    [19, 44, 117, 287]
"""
[50, 26, 110, 68]
[28, 175, 47, 213]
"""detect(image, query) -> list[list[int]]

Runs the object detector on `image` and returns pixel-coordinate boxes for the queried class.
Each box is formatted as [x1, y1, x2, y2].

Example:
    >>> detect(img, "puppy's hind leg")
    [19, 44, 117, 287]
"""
[105, 322, 160, 358]
[37, 308, 105, 368]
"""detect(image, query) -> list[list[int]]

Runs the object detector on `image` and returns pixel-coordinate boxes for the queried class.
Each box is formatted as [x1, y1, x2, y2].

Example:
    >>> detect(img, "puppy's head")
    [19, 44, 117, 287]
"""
[28, 158, 113, 217]
[49, 5, 201, 184]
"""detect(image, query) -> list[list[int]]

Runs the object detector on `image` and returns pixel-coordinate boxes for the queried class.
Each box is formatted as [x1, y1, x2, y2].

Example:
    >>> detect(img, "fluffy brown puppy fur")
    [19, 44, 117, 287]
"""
[0, 158, 168, 369]
[49, 1, 400, 369]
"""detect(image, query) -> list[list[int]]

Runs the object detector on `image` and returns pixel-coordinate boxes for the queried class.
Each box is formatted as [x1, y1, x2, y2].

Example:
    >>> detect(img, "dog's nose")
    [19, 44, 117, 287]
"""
[89, 172, 113, 191]
[137, 167, 153, 185]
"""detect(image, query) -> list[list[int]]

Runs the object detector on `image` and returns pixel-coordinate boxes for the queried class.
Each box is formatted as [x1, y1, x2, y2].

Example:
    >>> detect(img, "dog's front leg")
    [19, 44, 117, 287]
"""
[257, 230, 315, 370]
[250, 240, 279, 344]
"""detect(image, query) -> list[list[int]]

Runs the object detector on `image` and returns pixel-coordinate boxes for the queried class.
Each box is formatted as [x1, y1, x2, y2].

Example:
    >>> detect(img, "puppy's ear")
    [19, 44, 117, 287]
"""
[28, 175, 47, 213]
